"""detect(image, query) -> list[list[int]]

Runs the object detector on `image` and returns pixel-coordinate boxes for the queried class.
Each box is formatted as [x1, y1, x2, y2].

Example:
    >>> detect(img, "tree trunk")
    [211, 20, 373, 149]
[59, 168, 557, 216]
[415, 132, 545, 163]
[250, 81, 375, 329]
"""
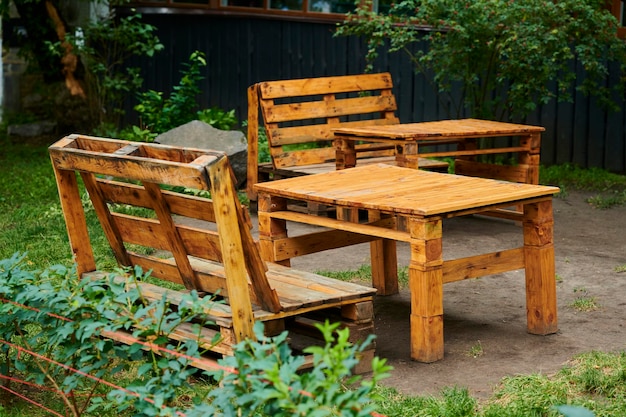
[45, 0, 85, 98]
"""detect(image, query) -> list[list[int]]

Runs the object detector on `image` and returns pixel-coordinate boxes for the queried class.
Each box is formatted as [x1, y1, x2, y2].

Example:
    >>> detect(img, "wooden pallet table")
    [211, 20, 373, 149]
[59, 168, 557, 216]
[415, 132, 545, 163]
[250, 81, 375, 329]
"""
[332, 118, 544, 183]
[254, 164, 559, 362]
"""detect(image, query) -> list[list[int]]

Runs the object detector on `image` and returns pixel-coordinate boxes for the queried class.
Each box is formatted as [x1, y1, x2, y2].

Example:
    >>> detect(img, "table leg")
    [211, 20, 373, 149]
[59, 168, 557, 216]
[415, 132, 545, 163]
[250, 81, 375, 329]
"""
[395, 142, 419, 169]
[523, 199, 558, 335]
[368, 211, 398, 296]
[519, 133, 541, 185]
[334, 138, 359, 221]
[408, 216, 444, 362]
[257, 193, 291, 267]
[334, 138, 357, 170]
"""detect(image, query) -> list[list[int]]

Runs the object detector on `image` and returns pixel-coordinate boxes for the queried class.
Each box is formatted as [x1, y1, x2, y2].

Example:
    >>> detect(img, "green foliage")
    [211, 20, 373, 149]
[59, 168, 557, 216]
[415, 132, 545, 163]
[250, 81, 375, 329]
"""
[201, 321, 391, 416]
[0, 254, 390, 416]
[130, 51, 238, 140]
[540, 164, 626, 190]
[64, 12, 163, 129]
[540, 164, 626, 208]
[198, 107, 238, 131]
[337, 0, 626, 120]
[560, 351, 626, 399]
[135, 51, 206, 134]
[243, 120, 271, 163]
[0, 256, 217, 416]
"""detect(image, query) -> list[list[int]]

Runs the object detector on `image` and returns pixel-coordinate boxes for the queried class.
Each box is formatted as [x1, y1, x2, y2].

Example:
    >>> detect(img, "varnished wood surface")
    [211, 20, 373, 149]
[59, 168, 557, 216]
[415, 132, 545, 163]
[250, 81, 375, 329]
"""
[50, 134, 377, 356]
[333, 118, 545, 141]
[254, 164, 559, 216]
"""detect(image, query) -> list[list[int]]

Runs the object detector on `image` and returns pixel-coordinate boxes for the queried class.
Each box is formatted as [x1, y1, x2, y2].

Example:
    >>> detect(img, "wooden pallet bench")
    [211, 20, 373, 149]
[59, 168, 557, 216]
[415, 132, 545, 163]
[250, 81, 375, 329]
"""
[49, 134, 376, 373]
[245, 72, 449, 209]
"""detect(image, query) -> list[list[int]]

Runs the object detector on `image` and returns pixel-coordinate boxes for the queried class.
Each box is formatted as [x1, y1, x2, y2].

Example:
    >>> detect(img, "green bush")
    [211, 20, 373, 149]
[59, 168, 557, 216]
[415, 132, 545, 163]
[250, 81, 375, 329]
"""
[128, 51, 238, 141]
[0, 254, 390, 416]
[337, 0, 626, 121]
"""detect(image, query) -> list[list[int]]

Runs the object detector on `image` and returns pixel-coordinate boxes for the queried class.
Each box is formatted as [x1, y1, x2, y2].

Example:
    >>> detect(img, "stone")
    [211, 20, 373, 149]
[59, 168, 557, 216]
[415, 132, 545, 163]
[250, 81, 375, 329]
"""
[7, 120, 57, 137]
[155, 120, 248, 187]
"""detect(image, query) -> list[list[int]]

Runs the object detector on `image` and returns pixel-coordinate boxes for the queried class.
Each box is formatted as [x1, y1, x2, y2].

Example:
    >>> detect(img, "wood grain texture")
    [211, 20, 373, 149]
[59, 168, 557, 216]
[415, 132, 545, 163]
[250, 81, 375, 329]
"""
[254, 164, 559, 216]
[50, 135, 376, 368]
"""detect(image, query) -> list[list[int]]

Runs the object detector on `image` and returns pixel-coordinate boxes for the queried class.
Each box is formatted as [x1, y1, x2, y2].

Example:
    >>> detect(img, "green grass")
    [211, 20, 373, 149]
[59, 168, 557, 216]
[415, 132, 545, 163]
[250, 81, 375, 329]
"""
[316, 264, 410, 288]
[540, 164, 626, 208]
[371, 351, 626, 417]
[2, 131, 626, 416]
[569, 287, 600, 312]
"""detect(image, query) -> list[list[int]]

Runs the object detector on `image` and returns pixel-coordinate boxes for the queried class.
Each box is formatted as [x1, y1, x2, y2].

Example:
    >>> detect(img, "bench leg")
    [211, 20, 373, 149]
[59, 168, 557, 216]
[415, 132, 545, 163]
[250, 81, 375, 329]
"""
[408, 217, 444, 362]
[523, 199, 558, 335]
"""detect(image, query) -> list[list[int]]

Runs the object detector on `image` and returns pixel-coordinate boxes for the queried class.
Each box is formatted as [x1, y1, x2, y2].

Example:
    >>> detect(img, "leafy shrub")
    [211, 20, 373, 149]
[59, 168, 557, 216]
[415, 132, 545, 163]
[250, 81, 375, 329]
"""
[67, 12, 164, 129]
[0, 254, 390, 416]
[337, 0, 626, 121]
[130, 51, 238, 141]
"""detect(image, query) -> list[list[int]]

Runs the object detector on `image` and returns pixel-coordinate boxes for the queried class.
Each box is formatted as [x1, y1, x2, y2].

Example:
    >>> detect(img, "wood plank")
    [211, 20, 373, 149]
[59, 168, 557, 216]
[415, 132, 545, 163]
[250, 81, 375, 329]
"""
[333, 119, 545, 140]
[260, 156, 447, 177]
[254, 165, 559, 216]
[49, 146, 219, 190]
[442, 248, 526, 283]
[81, 172, 132, 267]
[269, 118, 399, 147]
[247, 84, 261, 201]
[50, 165, 96, 275]
[258, 72, 394, 99]
[140, 182, 201, 290]
[267, 263, 376, 297]
[419, 146, 528, 158]
[113, 215, 223, 262]
[272, 147, 336, 169]
[267, 211, 410, 242]
[97, 178, 218, 223]
[454, 160, 529, 183]
[262, 95, 397, 124]
[269, 228, 378, 261]
[207, 157, 257, 341]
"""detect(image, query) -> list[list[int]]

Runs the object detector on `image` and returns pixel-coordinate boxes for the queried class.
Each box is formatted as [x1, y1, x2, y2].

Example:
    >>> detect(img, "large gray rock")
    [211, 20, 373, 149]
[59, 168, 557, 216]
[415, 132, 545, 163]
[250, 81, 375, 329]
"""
[156, 120, 248, 187]
[8, 120, 57, 137]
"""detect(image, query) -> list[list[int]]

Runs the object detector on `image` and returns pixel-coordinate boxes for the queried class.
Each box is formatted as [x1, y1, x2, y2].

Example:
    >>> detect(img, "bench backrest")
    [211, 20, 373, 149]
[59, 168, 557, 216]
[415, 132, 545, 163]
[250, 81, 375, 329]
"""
[246, 72, 400, 200]
[49, 135, 281, 341]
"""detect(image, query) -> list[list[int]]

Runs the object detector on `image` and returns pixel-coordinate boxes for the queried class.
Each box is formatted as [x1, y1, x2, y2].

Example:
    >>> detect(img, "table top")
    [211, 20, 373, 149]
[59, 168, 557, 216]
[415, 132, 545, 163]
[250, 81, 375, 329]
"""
[253, 164, 560, 216]
[332, 118, 545, 141]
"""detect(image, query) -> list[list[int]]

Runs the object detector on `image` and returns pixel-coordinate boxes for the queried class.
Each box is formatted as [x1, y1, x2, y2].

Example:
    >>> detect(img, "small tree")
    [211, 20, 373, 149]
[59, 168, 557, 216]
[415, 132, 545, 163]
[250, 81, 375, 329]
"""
[66, 7, 163, 130]
[337, 0, 626, 121]
[1, 0, 162, 132]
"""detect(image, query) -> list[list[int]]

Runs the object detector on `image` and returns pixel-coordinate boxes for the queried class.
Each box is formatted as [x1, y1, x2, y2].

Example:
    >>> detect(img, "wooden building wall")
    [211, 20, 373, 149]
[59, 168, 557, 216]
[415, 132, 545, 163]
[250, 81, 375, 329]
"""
[125, 12, 626, 173]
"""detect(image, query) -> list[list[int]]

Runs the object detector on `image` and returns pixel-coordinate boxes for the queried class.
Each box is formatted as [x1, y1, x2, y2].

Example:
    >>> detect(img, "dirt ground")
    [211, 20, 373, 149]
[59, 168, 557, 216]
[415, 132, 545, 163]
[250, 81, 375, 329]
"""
[251, 190, 626, 399]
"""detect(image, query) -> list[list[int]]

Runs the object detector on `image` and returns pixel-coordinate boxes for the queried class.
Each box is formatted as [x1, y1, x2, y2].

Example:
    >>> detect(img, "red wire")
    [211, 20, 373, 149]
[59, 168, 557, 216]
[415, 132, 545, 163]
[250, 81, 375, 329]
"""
[0, 383, 65, 417]
[0, 298, 389, 417]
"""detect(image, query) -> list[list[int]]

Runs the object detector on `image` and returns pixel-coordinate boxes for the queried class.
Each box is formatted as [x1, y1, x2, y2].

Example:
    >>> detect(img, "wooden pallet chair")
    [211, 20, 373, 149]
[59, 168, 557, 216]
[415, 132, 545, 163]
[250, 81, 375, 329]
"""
[49, 134, 376, 372]
[246, 72, 448, 209]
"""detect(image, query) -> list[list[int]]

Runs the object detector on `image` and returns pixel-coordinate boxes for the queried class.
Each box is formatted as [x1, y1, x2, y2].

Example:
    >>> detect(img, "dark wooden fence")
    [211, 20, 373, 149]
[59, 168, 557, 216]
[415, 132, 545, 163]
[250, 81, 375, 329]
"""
[124, 11, 626, 173]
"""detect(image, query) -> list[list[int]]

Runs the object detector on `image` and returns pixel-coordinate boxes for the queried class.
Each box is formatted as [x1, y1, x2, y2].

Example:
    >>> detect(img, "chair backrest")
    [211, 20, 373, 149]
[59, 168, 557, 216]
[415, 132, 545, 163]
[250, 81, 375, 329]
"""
[246, 72, 400, 199]
[49, 135, 282, 339]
